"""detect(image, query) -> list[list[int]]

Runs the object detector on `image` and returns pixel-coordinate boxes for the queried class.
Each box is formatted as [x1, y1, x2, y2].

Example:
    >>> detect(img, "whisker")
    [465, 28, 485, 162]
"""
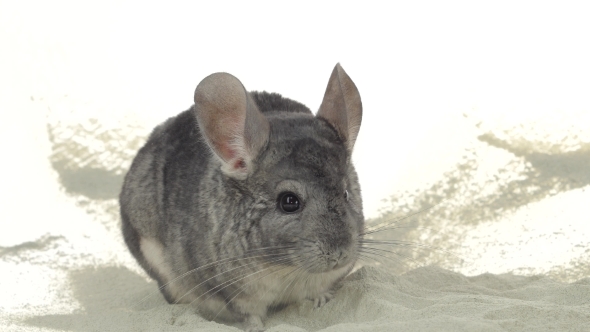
[358, 248, 420, 267]
[209, 251, 315, 321]
[173, 252, 296, 304]
[361, 223, 438, 236]
[360, 239, 464, 262]
[135, 245, 296, 307]
[260, 258, 310, 311]
[188, 255, 298, 308]
[276, 258, 317, 307]
[360, 200, 446, 236]
[275, 265, 306, 305]
[211, 255, 318, 322]
[208, 263, 296, 322]
[356, 252, 384, 265]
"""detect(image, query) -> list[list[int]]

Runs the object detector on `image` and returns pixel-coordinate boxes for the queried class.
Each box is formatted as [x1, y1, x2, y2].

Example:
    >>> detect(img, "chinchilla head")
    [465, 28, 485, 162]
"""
[194, 64, 363, 274]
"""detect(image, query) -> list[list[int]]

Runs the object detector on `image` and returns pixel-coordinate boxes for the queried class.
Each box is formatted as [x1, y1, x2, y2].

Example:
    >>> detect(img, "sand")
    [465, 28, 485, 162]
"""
[3, 258, 590, 331]
[2, 2, 590, 331]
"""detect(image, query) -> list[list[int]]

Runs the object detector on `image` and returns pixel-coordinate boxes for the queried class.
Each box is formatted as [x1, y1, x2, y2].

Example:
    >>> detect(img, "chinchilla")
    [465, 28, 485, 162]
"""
[119, 63, 363, 331]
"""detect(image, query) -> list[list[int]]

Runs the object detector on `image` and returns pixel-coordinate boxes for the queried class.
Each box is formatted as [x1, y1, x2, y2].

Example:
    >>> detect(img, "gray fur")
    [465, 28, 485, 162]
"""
[120, 64, 364, 331]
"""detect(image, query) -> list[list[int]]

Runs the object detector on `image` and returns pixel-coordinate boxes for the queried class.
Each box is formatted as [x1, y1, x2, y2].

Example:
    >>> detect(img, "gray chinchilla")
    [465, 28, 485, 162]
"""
[120, 63, 363, 331]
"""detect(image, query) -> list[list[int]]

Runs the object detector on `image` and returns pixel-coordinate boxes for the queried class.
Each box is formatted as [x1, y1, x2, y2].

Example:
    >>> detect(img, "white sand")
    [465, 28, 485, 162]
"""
[3, 257, 590, 331]
[2, 2, 590, 331]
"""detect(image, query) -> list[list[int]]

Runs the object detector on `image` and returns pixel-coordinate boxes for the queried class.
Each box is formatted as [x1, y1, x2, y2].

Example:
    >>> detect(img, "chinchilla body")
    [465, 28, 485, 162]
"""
[120, 64, 364, 331]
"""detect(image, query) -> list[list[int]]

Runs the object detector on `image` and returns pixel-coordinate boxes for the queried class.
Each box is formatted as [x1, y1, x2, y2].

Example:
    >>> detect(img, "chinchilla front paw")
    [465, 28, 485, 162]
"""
[312, 291, 334, 309]
[244, 315, 265, 332]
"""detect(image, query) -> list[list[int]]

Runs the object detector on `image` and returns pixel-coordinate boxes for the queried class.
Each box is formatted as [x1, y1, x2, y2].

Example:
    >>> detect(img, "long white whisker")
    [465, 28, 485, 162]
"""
[360, 200, 445, 236]
[173, 252, 296, 304]
[360, 239, 463, 262]
[270, 259, 310, 308]
[210, 263, 296, 322]
[359, 247, 421, 266]
[187, 255, 296, 308]
[283, 260, 317, 305]
[135, 245, 295, 307]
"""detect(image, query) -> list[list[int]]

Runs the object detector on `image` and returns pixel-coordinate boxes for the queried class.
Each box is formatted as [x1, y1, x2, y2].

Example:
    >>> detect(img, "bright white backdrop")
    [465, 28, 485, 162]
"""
[3, 1, 590, 218]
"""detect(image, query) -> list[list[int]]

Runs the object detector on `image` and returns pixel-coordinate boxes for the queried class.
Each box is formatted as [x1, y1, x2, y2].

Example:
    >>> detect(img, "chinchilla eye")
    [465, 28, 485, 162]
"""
[278, 192, 301, 213]
[344, 190, 349, 201]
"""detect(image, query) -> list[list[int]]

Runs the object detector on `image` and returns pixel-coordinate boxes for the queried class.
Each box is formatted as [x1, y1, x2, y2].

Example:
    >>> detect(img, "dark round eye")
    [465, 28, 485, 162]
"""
[278, 192, 301, 213]
[344, 190, 349, 201]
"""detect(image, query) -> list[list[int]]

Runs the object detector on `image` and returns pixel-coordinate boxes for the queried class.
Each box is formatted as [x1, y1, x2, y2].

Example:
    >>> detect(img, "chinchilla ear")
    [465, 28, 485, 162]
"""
[194, 72, 269, 179]
[316, 63, 362, 151]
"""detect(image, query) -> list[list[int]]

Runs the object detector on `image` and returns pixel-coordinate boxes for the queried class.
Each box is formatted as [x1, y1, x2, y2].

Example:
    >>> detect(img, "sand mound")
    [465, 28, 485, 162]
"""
[3, 263, 588, 332]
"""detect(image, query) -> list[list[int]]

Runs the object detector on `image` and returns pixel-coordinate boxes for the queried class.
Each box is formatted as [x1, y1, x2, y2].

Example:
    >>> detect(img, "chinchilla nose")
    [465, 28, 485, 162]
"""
[327, 248, 348, 269]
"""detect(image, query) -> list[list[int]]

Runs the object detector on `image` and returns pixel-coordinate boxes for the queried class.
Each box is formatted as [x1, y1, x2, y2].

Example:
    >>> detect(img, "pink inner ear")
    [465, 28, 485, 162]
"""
[216, 142, 236, 161]
[233, 158, 246, 170]
[216, 141, 247, 171]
